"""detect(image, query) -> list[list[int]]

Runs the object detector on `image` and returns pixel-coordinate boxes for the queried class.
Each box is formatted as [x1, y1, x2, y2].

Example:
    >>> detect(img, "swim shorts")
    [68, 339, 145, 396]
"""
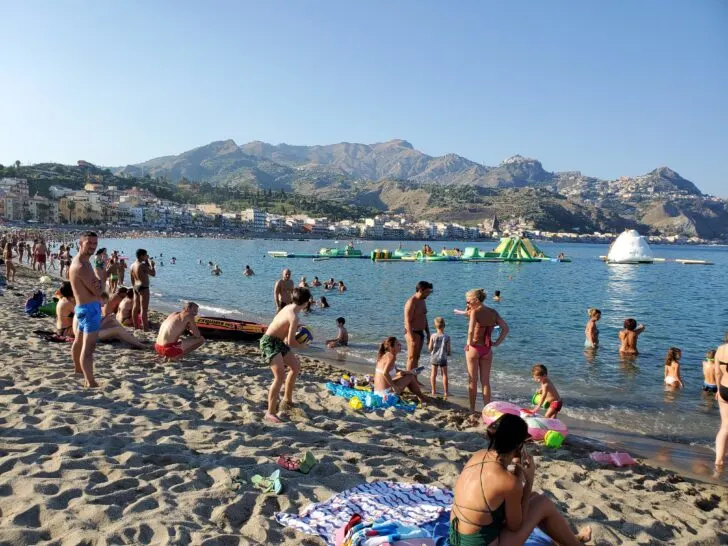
[430, 359, 448, 367]
[155, 342, 184, 358]
[549, 400, 563, 414]
[74, 302, 102, 334]
[109, 274, 119, 281]
[259, 334, 290, 364]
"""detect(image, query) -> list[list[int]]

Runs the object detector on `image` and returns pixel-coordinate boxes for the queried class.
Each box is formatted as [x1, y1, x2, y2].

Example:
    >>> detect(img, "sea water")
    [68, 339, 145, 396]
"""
[102, 237, 728, 448]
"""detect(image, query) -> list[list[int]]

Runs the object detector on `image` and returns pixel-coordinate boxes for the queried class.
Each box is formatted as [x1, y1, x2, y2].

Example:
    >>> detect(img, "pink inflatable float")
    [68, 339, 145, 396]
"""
[482, 401, 568, 441]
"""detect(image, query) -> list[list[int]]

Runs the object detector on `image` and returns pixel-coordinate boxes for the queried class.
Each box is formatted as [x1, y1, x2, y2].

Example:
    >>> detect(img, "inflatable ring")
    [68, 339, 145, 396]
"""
[482, 401, 521, 425]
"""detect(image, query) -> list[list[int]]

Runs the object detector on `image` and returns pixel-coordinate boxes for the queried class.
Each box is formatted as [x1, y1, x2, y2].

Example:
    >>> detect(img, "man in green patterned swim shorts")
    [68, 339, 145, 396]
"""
[259, 287, 311, 423]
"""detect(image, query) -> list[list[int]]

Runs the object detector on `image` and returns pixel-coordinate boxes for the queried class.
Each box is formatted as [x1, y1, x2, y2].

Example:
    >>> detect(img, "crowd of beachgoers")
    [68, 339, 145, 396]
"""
[1, 227, 727, 545]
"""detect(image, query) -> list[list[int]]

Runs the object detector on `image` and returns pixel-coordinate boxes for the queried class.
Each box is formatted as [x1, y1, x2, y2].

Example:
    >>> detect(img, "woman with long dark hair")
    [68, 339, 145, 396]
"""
[373, 336, 426, 403]
[450, 414, 591, 545]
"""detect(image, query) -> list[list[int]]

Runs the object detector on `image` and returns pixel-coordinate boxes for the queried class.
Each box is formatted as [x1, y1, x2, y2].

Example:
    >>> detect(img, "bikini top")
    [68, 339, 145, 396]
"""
[451, 454, 507, 534]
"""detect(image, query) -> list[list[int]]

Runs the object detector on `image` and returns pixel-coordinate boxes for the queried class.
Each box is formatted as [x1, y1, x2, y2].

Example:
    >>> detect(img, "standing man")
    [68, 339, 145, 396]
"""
[404, 280, 433, 371]
[273, 268, 294, 312]
[130, 248, 156, 331]
[69, 231, 105, 388]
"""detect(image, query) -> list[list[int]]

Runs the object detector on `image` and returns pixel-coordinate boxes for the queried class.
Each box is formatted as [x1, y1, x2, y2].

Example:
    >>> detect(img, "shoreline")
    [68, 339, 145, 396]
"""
[0, 266, 727, 544]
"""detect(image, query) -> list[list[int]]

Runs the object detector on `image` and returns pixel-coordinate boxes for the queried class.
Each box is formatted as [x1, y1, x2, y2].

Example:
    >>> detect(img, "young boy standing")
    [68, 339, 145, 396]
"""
[531, 364, 563, 418]
[260, 287, 311, 423]
[428, 317, 451, 398]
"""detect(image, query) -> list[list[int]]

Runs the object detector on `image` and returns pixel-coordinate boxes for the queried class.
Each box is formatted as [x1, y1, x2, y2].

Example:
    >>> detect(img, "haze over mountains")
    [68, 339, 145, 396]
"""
[116, 139, 727, 239]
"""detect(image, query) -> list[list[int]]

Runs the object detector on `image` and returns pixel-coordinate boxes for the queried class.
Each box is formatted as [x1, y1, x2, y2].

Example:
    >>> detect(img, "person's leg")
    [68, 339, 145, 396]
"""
[410, 334, 423, 370]
[479, 352, 493, 406]
[80, 332, 99, 388]
[267, 355, 286, 418]
[716, 397, 728, 467]
[132, 292, 141, 329]
[430, 365, 437, 396]
[281, 351, 300, 406]
[466, 348, 479, 412]
[141, 290, 151, 331]
[442, 366, 449, 397]
[71, 319, 83, 374]
[99, 325, 147, 349]
[399, 374, 426, 402]
[499, 493, 591, 546]
[181, 336, 204, 355]
[405, 334, 417, 370]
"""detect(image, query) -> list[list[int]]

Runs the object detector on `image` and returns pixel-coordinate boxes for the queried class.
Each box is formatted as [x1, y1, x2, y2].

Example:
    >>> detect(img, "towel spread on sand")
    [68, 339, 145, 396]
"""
[275, 481, 452, 545]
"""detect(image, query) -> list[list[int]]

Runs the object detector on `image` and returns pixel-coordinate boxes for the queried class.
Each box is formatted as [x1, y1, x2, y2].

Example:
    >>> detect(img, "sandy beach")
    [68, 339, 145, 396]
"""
[1, 267, 727, 545]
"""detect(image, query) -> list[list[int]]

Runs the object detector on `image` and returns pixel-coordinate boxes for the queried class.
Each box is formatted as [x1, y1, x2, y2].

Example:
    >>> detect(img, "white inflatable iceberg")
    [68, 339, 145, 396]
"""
[607, 230, 654, 264]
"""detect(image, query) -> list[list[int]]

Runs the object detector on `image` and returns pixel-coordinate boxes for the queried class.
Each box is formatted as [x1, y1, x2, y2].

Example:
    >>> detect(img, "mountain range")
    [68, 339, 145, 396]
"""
[115, 139, 727, 239]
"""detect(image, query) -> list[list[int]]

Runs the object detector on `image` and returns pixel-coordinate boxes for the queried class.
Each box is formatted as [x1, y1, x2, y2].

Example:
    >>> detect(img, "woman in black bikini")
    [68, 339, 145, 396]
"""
[55, 281, 75, 337]
[714, 332, 728, 469]
[450, 414, 590, 546]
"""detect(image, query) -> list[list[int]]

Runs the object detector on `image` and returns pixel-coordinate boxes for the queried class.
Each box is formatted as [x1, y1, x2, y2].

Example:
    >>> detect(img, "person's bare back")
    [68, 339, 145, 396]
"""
[154, 302, 204, 360]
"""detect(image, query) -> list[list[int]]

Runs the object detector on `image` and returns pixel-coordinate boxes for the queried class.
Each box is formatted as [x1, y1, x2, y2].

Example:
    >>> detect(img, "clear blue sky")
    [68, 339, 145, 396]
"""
[2, 0, 726, 195]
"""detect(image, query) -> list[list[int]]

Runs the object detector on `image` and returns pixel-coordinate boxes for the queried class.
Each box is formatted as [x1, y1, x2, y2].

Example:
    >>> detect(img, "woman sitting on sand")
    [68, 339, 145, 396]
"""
[584, 308, 601, 349]
[55, 281, 75, 337]
[465, 289, 509, 413]
[373, 336, 426, 404]
[450, 414, 591, 546]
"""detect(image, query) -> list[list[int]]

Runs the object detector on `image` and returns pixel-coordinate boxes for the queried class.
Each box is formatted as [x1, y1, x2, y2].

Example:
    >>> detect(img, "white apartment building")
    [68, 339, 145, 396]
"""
[243, 208, 266, 231]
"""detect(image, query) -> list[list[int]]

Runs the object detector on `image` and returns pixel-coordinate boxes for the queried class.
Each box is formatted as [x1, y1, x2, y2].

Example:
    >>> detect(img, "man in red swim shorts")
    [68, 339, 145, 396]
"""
[154, 302, 205, 361]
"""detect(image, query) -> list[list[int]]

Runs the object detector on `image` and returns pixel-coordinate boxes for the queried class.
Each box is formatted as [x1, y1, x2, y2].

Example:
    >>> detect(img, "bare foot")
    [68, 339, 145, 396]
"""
[85, 381, 99, 388]
[576, 526, 592, 543]
[280, 400, 295, 411]
[264, 412, 282, 423]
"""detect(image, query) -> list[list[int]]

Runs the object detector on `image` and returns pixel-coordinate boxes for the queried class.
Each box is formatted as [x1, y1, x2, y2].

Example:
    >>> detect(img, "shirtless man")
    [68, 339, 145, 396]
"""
[619, 318, 645, 355]
[106, 257, 121, 292]
[35, 239, 48, 273]
[260, 287, 310, 422]
[69, 231, 105, 388]
[273, 268, 294, 312]
[118, 258, 127, 285]
[154, 302, 204, 361]
[130, 248, 156, 331]
[404, 281, 433, 371]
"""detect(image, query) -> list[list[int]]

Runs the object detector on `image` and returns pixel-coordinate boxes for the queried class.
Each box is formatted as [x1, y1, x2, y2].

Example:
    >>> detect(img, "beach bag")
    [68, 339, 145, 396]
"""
[25, 291, 45, 315]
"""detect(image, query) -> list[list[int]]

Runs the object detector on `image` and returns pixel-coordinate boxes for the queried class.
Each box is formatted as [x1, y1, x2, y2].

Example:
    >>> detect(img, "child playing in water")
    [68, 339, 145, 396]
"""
[493, 290, 501, 302]
[326, 317, 349, 348]
[428, 316, 451, 398]
[530, 364, 563, 418]
[703, 349, 718, 393]
[664, 347, 684, 388]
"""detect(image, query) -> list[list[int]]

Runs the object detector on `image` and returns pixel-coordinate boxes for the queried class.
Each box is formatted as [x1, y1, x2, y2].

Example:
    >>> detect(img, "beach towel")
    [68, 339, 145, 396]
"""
[326, 382, 418, 413]
[275, 481, 452, 545]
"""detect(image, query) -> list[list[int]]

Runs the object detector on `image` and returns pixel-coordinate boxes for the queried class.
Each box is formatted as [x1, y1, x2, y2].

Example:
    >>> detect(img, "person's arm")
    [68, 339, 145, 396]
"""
[80, 265, 104, 297]
[533, 383, 547, 412]
[664, 365, 669, 380]
[467, 310, 476, 345]
[428, 335, 435, 353]
[635, 324, 645, 335]
[286, 315, 301, 347]
[676, 364, 684, 386]
[715, 350, 722, 400]
[147, 261, 156, 277]
[493, 313, 509, 347]
[404, 299, 414, 334]
[446, 336, 451, 356]
[273, 280, 281, 307]
[187, 316, 203, 338]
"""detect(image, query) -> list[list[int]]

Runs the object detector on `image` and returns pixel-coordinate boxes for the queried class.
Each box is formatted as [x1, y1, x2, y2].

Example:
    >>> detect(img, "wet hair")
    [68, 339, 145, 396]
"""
[706, 349, 716, 360]
[416, 281, 433, 292]
[588, 308, 601, 318]
[59, 281, 74, 299]
[623, 318, 637, 331]
[466, 288, 486, 302]
[378, 336, 398, 357]
[664, 347, 681, 366]
[136, 248, 147, 260]
[292, 287, 311, 306]
[531, 364, 548, 377]
[434, 316, 445, 329]
[336, 316, 345, 325]
[486, 414, 530, 455]
[494, 290, 501, 297]
[320, 296, 329, 308]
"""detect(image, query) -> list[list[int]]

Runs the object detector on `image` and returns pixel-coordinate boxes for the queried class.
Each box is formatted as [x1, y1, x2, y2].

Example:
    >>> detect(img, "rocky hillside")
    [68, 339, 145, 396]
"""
[112, 139, 727, 238]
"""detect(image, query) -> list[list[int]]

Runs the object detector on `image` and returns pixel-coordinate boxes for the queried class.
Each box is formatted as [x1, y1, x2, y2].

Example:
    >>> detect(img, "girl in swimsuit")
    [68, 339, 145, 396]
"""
[584, 308, 601, 348]
[450, 414, 591, 546]
[465, 289, 509, 413]
[373, 336, 426, 403]
[3, 243, 16, 283]
[714, 332, 728, 469]
[663, 347, 683, 388]
[55, 281, 76, 337]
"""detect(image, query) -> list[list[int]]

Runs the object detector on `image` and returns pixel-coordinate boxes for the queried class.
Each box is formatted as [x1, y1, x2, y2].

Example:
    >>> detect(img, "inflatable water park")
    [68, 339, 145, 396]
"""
[268, 236, 571, 264]
[601, 229, 713, 265]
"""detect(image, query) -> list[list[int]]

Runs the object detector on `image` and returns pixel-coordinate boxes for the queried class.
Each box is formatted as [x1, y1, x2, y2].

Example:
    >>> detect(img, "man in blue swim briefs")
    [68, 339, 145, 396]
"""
[69, 231, 106, 388]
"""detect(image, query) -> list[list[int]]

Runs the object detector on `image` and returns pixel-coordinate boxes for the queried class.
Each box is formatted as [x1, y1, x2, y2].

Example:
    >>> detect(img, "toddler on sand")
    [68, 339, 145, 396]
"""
[428, 317, 451, 398]
[531, 364, 563, 418]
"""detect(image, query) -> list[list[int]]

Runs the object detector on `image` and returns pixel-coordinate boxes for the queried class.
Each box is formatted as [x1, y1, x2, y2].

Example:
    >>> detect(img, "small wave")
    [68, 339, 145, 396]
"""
[189, 303, 243, 317]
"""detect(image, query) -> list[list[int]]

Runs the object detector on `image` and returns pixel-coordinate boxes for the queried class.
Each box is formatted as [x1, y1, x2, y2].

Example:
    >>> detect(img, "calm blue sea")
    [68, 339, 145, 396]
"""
[101, 237, 728, 447]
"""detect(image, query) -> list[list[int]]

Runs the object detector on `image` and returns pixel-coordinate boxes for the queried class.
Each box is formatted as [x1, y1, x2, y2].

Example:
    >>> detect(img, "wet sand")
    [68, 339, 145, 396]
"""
[0, 268, 727, 545]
